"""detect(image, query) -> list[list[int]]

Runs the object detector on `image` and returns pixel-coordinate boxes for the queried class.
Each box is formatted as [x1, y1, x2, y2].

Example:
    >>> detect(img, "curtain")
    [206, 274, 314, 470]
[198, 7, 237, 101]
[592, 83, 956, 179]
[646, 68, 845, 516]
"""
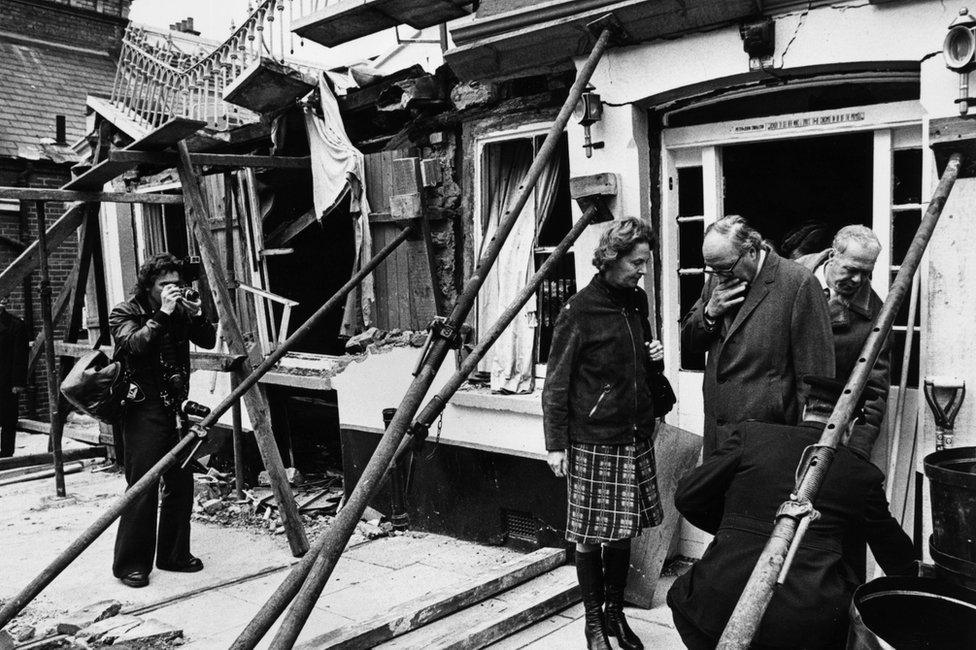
[304, 75, 375, 334]
[478, 140, 562, 394]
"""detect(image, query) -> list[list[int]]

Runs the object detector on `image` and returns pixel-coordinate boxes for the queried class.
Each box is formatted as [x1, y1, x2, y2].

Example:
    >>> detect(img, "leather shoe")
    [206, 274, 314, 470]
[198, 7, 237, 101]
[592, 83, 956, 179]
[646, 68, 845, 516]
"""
[120, 571, 148, 588]
[157, 556, 204, 573]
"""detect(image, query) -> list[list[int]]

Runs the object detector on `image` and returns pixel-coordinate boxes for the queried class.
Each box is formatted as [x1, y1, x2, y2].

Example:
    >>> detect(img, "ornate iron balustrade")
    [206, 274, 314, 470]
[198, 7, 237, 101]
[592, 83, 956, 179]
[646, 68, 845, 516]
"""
[109, 0, 332, 130]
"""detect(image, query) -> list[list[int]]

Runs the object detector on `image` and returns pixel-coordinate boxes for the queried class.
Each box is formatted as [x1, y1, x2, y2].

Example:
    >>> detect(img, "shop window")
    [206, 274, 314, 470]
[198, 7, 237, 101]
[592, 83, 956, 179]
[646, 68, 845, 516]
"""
[889, 148, 923, 388]
[676, 166, 705, 371]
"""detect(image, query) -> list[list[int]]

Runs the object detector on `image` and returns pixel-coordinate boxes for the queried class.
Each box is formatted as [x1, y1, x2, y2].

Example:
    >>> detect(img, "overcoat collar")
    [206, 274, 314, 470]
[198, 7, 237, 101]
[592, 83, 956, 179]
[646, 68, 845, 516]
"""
[725, 247, 779, 340]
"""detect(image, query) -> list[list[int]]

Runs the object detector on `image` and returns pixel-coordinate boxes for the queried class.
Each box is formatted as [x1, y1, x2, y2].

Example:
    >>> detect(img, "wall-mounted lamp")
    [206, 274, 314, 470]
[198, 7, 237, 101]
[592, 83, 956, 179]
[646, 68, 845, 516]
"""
[944, 8, 976, 116]
[574, 85, 604, 158]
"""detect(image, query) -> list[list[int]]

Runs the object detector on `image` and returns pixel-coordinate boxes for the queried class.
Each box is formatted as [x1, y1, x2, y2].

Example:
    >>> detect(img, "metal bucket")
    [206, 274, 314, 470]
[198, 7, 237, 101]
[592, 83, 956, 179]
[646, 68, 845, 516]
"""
[847, 577, 976, 649]
[924, 446, 976, 589]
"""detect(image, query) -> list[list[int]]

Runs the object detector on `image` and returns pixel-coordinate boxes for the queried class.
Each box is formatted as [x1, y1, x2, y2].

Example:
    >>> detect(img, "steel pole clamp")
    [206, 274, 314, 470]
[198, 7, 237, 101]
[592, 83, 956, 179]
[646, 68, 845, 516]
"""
[180, 423, 210, 469]
[775, 498, 820, 585]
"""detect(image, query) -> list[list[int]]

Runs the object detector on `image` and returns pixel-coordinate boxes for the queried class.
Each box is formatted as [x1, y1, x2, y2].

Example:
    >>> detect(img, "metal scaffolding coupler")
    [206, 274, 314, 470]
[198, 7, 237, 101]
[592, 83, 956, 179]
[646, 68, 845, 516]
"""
[181, 423, 211, 469]
[775, 498, 820, 585]
[412, 316, 468, 377]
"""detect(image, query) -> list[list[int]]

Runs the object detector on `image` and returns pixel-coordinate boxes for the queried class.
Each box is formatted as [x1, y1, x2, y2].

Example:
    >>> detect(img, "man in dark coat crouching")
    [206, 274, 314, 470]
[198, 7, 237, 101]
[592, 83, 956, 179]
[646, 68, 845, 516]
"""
[667, 376, 916, 649]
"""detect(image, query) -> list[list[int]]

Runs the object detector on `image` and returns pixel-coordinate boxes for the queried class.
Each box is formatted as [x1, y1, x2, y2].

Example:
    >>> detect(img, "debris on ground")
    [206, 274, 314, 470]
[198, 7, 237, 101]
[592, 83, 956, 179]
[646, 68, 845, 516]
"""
[189, 469, 347, 540]
[56, 600, 122, 634]
[10, 606, 183, 649]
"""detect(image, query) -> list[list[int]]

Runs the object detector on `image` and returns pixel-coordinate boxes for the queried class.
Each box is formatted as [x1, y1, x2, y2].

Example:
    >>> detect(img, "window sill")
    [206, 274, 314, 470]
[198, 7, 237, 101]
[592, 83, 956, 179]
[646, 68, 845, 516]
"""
[451, 386, 544, 417]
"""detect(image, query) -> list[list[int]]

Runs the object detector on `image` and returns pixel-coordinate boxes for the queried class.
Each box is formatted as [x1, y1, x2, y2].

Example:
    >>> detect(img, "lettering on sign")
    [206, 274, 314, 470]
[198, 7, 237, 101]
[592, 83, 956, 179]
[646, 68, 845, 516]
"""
[733, 112, 866, 134]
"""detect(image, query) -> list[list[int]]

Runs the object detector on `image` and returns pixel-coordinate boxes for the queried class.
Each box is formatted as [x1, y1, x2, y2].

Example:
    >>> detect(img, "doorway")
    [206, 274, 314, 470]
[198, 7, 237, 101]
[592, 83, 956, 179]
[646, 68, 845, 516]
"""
[722, 132, 873, 257]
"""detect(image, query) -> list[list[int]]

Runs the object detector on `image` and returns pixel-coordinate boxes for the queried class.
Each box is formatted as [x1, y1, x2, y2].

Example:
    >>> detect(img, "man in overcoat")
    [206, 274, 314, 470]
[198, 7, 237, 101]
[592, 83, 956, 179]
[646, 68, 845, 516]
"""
[666, 376, 917, 649]
[0, 295, 29, 457]
[796, 225, 889, 459]
[680, 215, 835, 456]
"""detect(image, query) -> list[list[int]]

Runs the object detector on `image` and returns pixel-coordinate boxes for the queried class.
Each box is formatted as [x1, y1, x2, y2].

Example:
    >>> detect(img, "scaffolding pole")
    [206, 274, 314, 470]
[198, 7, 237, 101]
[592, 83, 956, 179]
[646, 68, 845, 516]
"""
[233, 25, 617, 650]
[716, 152, 963, 649]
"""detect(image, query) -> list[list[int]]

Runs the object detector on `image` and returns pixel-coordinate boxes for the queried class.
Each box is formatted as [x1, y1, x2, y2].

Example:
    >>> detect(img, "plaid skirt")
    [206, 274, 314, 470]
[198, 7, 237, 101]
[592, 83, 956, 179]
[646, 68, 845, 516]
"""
[565, 438, 664, 544]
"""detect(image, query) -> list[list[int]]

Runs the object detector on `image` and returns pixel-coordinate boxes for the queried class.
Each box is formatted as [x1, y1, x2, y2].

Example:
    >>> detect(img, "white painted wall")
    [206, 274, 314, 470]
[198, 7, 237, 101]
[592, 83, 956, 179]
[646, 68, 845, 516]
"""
[331, 346, 549, 460]
[558, 0, 976, 558]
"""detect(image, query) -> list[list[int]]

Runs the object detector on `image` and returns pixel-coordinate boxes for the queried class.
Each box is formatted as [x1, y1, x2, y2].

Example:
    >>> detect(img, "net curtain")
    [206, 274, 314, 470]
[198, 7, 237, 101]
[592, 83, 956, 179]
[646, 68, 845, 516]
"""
[478, 140, 562, 394]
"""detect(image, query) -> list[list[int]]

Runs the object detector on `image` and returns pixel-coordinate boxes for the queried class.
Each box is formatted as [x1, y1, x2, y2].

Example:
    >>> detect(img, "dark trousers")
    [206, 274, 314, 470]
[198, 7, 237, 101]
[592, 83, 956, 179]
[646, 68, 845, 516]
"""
[112, 398, 194, 577]
[0, 390, 18, 457]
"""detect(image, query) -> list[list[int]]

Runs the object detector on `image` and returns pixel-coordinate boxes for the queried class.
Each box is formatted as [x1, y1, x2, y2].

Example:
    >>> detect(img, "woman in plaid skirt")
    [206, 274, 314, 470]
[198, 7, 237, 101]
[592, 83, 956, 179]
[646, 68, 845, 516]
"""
[542, 217, 666, 650]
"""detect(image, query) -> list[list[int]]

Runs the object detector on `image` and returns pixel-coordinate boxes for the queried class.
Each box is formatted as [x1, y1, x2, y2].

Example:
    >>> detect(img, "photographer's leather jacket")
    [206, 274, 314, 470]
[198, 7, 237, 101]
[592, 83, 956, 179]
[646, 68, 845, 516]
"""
[542, 275, 657, 451]
[109, 296, 217, 402]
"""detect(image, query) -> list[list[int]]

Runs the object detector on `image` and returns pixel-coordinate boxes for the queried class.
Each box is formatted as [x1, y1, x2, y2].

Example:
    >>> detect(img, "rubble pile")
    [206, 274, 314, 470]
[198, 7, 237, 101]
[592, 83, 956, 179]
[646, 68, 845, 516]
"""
[344, 327, 428, 354]
[2, 601, 182, 649]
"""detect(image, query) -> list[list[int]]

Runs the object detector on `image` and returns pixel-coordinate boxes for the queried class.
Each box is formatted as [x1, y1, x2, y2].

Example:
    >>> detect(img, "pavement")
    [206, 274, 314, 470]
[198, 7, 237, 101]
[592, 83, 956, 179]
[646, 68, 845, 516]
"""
[1, 430, 685, 648]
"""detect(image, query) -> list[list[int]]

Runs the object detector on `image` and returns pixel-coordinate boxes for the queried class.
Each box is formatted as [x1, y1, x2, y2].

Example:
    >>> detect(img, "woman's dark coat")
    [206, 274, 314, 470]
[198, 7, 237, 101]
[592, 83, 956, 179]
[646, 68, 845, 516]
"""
[542, 275, 658, 451]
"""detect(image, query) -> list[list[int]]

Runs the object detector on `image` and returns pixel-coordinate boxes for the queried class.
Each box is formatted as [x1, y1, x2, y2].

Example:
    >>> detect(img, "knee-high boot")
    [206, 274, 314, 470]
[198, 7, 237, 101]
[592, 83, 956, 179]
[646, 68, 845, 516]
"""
[604, 544, 644, 650]
[576, 549, 611, 650]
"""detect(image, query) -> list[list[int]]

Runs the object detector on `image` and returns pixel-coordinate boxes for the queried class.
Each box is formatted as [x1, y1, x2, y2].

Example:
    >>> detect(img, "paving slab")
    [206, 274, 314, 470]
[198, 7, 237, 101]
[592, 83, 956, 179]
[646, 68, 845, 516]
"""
[323, 561, 466, 620]
[512, 613, 684, 649]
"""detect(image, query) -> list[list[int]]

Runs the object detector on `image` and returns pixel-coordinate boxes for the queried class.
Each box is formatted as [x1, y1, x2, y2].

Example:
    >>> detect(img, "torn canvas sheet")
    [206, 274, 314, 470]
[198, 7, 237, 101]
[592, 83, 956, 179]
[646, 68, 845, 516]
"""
[304, 76, 374, 333]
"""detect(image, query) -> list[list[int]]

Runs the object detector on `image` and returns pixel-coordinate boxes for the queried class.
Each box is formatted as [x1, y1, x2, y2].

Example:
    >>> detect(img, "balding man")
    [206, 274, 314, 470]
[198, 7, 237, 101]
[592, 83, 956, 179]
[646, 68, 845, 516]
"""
[681, 216, 835, 456]
[797, 225, 890, 459]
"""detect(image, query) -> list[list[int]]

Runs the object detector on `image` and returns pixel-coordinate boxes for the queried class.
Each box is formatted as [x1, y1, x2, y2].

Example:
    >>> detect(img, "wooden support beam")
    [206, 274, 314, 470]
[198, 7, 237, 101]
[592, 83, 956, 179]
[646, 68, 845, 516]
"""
[0, 187, 183, 204]
[108, 150, 312, 170]
[176, 141, 309, 557]
[34, 200, 66, 497]
[264, 209, 317, 249]
[0, 447, 106, 472]
[27, 260, 77, 376]
[53, 342, 246, 372]
[0, 203, 87, 298]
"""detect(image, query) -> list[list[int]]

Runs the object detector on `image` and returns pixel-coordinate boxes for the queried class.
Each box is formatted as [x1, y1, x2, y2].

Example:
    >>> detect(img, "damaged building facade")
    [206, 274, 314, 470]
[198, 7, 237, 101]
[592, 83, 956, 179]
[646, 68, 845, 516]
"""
[9, 0, 976, 573]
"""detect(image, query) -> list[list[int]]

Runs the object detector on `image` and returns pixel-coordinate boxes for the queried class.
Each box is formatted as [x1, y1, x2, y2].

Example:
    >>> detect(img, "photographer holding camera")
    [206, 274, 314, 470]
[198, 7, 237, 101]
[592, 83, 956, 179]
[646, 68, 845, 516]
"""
[109, 252, 216, 588]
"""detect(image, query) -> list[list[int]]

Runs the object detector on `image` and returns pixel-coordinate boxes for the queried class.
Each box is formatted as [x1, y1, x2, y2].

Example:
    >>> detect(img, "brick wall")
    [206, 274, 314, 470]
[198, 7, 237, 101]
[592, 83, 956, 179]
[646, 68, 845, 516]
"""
[2, 0, 131, 53]
[0, 159, 80, 422]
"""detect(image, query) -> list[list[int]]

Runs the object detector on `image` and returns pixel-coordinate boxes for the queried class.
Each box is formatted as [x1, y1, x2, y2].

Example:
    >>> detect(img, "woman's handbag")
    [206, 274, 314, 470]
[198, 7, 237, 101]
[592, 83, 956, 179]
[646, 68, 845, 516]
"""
[60, 349, 128, 424]
[649, 361, 676, 416]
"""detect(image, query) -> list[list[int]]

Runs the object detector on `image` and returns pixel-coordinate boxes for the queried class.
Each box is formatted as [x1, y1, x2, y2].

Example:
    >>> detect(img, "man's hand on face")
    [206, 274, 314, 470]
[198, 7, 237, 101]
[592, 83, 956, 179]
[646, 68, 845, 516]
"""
[160, 284, 181, 315]
[705, 278, 748, 319]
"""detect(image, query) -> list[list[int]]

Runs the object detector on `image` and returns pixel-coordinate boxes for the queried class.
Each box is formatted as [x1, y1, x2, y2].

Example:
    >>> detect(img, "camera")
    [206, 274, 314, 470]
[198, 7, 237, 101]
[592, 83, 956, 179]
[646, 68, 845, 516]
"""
[179, 287, 200, 302]
[181, 399, 212, 419]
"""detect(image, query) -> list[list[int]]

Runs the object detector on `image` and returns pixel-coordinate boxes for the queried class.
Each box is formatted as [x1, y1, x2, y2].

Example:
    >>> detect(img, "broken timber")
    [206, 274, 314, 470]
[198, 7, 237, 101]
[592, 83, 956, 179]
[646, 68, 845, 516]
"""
[176, 141, 309, 558]
[0, 188, 183, 204]
[107, 151, 311, 170]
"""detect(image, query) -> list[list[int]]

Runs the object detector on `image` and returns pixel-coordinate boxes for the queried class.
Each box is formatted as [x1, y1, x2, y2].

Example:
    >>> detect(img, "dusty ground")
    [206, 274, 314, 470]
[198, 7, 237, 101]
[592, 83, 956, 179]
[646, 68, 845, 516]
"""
[1, 431, 685, 648]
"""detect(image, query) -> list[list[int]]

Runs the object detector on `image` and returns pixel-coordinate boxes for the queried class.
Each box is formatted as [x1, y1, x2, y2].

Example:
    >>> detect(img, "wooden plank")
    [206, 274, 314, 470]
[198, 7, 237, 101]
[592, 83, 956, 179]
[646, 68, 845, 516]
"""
[625, 422, 703, 607]
[0, 202, 87, 298]
[373, 225, 390, 330]
[177, 141, 309, 557]
[300, 548, 566, 649]
[0, 447, 106, 472]
[64, 118, 206, 191]
[0, 187, 183, 204]
[292, 0, 469, 48]
[108, 151, 312, 170]
[223, 58, 316, 115]
[265, 209, 317, 248]
[374, 566, 580, 649]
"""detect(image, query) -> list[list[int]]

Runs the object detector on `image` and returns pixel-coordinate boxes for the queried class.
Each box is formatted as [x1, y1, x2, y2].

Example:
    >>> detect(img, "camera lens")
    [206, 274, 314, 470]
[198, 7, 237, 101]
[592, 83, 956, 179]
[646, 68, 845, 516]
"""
[181, 288, 200, 301]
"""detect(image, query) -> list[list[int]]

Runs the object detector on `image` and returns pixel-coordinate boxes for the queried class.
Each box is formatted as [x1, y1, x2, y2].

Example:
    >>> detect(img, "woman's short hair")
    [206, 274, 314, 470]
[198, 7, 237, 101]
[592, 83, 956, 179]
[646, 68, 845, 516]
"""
[592, 217, 656, 272]
[134, 252, 182, 298]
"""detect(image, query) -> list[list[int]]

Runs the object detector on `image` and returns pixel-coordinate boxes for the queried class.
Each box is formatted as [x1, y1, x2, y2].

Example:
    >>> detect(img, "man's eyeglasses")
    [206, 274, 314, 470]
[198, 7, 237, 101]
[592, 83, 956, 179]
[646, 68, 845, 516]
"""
[704, 251, 745, 277]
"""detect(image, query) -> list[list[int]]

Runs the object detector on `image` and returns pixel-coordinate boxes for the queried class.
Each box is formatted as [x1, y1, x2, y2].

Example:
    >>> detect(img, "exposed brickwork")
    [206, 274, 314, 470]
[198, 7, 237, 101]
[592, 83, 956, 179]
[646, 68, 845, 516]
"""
[2, 0, 130, 53]
[0, 159, 79, 422]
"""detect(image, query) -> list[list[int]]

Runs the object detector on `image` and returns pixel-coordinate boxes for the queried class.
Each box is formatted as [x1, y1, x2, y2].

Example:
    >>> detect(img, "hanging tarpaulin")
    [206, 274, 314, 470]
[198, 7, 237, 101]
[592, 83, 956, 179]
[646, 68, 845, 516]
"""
[304, 75, 375, 334]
